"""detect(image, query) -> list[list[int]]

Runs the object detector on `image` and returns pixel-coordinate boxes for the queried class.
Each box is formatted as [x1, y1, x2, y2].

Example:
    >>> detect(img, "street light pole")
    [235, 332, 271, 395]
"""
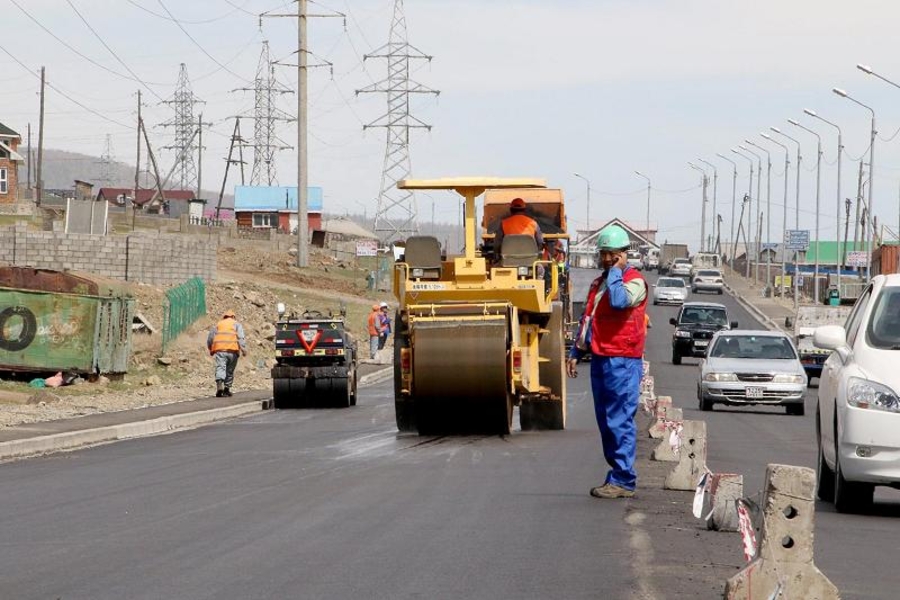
[760, 133, 791, 299]
[635, 171, 651, 237]
[739, 145, 764, 285]
[574, 172, 591, 238]
[804, 109, 843, 298]
[732, 149, 755, 278]
[771, 126, 803, 308]
[789, 119, 823, 302]
[746, 140, 773, 289]
[699, 158, 718, 252]
[716, 153, 738, 262]
[689, 163, 708, 252]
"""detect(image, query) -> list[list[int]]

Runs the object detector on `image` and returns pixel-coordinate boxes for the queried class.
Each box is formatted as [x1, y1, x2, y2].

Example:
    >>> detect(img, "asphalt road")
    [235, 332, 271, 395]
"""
[1, 267, 899, 599]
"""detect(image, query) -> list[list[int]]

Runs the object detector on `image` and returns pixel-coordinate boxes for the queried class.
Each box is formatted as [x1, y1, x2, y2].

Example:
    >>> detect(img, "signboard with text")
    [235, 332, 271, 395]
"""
[784, 229, 810, 251]
[845, 251, 869, 267]
[356, 240, 378, 257]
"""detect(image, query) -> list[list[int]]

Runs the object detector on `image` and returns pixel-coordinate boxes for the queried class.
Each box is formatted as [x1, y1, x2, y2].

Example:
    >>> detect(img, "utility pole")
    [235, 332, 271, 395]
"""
[160, 63, 204, 192]
[700, 173, 708, 252]
[26, 123, 31, 191]
[854, 160, 863, 277]
[217, 118, 247, 220]
[197, 113, 203, 199]
[36, 66, 45, 207]
[262, 2, 344, 268]
[844, 198, 852, 274]
[134, 90, 142, 230]
[139, 119, 165, 210]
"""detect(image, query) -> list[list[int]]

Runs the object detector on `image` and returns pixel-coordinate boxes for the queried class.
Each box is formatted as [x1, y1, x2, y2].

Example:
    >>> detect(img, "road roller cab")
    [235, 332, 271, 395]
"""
[392, 178, 569, 435]
[270, 304, 358, 409]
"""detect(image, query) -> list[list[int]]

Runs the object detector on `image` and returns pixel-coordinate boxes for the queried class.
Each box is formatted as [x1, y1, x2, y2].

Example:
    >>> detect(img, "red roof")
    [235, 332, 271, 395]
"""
[97, 187, 195, 207]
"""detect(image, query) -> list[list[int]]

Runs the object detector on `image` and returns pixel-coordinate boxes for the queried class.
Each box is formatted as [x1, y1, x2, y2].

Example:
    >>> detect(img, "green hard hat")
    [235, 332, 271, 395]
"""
[596, 224, 630, 251]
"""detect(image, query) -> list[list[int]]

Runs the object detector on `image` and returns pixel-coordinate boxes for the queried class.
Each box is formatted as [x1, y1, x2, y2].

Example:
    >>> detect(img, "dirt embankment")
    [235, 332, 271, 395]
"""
[0, 246, 386, 428]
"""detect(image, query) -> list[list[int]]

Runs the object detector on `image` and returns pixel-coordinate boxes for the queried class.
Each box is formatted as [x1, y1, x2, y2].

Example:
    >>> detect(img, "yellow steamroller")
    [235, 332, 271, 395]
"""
[392, 178, 567, 435]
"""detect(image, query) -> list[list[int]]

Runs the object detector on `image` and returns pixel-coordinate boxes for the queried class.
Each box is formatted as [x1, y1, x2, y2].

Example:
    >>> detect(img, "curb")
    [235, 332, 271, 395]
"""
[723, 282, 783, 332]
[0, 400, 265, 462]
[359, 365, 393, 387]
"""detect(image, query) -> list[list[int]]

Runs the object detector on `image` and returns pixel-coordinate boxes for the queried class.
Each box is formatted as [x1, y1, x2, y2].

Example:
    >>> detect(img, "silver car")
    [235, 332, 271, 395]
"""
[692, 269, 724, 294]
[698, 330, 807, 414]
[671, 258, 692, 278]
[652, 276, 688, 305]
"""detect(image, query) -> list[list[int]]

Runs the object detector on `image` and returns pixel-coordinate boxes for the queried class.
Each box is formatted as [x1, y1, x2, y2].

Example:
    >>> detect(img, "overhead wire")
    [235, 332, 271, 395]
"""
[125, 0, 251, 24]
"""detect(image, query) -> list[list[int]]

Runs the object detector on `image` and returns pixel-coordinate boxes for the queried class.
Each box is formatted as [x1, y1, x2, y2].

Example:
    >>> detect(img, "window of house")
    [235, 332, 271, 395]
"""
[0, 168, 7, 194]
[252, 212, 277, 228]
[0, 147, 8, 159]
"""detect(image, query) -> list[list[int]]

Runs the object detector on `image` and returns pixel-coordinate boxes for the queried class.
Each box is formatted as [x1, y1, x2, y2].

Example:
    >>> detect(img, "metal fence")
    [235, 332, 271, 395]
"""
[162, 277, 207, 354]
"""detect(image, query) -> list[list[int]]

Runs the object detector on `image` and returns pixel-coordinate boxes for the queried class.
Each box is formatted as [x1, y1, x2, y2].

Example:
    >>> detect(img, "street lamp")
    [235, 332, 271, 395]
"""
[770, 127, 802, 229]
[574, 172, 591, 237]
[731, 148, 755, 278]
[746, 139, 773, 288]
[634, 171, 651, 236]
[788, 118, 823, 302]
[804, 108, 844, 297]
[699, 158, 718, 252]
[833, 86, 875, 281]
[688, 162, 709, 252]
[716, 153, 739, 263]
[760, 133, 791, 300]
[739, 144, 764, 285]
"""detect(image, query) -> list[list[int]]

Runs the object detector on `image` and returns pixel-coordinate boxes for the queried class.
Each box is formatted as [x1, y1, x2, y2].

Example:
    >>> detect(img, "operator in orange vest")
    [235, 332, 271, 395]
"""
[367, 303, 384, 360]
[493, 197, 544, 257]
[206, 309, 247, 397]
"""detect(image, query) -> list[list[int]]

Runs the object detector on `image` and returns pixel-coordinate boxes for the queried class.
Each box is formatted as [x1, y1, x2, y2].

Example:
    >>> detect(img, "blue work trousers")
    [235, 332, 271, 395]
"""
[590, 355, 643, 490]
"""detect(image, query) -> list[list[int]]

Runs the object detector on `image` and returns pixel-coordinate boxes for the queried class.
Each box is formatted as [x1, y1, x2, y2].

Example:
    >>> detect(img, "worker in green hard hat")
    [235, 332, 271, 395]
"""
[567, 223, 648, 499]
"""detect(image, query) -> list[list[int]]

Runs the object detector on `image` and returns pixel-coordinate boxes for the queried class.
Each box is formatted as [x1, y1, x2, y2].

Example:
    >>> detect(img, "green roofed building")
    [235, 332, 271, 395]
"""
[802, 241, 869, 266]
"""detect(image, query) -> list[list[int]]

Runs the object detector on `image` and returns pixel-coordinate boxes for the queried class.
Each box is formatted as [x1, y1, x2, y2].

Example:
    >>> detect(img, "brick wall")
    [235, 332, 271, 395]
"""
[0, 224, 217, 285]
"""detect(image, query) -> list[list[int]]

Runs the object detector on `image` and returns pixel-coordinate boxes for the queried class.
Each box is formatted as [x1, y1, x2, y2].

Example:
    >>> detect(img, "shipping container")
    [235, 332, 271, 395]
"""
[0, 268, 134, 374]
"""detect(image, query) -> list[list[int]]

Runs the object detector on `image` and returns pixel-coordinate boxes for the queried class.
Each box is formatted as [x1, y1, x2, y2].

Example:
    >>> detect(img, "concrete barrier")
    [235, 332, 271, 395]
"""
[724, 464, 839, 599]
[640, 375, 656, 415]
[702, 473, 743, 532]
[647, 395, 673, 439]
[651, 407, 683, 462]
[664, 420, 707, 490]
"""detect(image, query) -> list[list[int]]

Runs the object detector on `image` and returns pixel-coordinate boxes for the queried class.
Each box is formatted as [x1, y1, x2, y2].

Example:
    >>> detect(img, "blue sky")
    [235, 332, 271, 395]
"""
[3, 0, 900, 251]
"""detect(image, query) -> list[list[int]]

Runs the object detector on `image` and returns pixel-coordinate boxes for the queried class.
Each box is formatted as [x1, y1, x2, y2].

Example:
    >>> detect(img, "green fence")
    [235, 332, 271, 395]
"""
[162, 277, 207, 354]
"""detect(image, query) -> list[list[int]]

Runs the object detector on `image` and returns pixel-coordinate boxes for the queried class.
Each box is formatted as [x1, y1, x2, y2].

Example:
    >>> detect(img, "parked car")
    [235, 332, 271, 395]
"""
[697, 330, 807, 414]
[692, 269, 725, 295]
[670, 302, 737, 365]
[814, 274, 900, 513]
[652, 276, 689, 305]
[670, 258, 692, 278]
[626, 250, 643, 270]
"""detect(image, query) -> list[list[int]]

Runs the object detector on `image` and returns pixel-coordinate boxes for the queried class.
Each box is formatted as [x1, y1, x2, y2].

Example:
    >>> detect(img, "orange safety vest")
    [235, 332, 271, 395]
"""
[501, 214, 539, 238]
[367, 311, 382, 336]
[210, 318, 240, 353]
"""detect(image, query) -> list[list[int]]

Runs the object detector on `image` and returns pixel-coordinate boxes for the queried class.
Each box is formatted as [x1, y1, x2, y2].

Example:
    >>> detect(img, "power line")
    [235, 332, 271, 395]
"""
[125, 0, 252, 24]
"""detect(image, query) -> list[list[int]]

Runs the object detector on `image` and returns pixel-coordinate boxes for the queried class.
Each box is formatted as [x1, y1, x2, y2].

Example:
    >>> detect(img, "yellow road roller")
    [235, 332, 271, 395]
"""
[392, 178, 567, 435]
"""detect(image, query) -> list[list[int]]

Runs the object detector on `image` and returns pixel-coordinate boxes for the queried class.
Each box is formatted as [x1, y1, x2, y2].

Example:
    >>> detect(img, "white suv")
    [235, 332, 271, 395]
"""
[814, 274, 900, 513]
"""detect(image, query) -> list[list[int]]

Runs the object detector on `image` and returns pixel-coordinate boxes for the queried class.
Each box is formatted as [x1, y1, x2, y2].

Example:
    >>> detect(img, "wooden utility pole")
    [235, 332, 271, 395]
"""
[139, 119, 165, 209]
[216, 118, 245, 220]
[35, 66, 45, 207]
[197, 113, 203, 200]
[26, 123, 31, 191]
[133, 90, 142, 230]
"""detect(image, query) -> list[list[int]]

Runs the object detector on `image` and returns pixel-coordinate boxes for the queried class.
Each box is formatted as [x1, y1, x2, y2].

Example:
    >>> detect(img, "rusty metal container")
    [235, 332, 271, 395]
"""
[0, 268, 134, 374]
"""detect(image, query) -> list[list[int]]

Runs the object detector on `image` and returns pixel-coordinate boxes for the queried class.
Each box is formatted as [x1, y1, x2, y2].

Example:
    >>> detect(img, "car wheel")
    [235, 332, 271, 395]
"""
[816, 408, 835, 502]
[691, 287, 698, 293]
[672, 350, 681, 365]
[699, 395, 713, 411]
[717, 289, 723, 295]
[653, 300, 658, 306]
[834, 438, 874, 514]
[786, 402, 805, 416]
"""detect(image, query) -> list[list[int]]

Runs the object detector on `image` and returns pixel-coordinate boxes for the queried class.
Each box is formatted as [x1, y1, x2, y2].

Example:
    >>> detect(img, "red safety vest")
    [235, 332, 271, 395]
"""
[501, 214, 539, 238]
[210, 318, 240, 353]
[584, 267, 647, 358]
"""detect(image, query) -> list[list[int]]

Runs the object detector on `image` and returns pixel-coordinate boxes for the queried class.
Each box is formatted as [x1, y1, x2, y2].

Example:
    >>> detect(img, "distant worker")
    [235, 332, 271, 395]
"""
[207, 309, 247, 397]
[566, 224, 648, 499]
[493, 197, 544, 257]
[378, 301, 392, 350]
[367, 303, 384, 359]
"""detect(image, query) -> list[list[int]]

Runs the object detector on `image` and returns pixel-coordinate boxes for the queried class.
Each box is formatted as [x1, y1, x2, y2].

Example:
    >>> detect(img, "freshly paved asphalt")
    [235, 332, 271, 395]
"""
[1, 268, 899, 599]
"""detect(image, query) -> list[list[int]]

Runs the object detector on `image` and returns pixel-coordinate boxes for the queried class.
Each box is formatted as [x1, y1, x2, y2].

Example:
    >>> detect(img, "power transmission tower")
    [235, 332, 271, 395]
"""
[357, 0, 439, 244]
[235, 41, 294, 186]
[96, 133, 115, 188]
[159, 63, 204, 191]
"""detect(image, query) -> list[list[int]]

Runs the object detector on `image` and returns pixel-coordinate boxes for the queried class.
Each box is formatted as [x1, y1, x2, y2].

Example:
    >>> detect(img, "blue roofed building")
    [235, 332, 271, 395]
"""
[233, 186, 323, 233]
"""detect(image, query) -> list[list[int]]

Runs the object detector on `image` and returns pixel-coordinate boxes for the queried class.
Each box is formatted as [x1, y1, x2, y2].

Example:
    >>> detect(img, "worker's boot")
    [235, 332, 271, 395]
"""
[215, 380, 224, 398]
[223, 387, 233, 397]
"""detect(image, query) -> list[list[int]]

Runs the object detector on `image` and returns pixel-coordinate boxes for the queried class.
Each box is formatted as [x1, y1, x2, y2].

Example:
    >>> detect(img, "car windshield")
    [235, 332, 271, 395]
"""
[697, 270, 720, 277]
[658, 278, 685, 288]
[710, 335, 796, 359]
[680, 306, 727, 326]
[674, 259, 690, 264]
[866, 287, 900, 349]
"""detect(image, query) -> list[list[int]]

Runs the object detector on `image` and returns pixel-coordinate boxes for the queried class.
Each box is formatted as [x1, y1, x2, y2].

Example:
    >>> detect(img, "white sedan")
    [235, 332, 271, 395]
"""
[814, 274, 900, 513]
[652, 277, 689, 305]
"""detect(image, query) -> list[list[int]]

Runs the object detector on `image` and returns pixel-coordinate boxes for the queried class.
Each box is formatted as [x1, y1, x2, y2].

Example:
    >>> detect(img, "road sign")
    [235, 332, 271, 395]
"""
[845, 251, 869, 267]
[784, 229, 810, 251]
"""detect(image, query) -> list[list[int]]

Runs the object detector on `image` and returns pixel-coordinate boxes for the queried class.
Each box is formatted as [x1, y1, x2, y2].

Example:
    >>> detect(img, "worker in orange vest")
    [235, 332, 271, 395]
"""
[493, 197, 544, 257]
[367, 303, 384, 359]
[206, 309, 247, 397]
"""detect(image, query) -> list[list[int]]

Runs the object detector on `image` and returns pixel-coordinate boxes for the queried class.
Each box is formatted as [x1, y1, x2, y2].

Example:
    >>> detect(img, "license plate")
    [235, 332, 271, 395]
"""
[695, 340, 709, 347]
[746, 386, 764, 399]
